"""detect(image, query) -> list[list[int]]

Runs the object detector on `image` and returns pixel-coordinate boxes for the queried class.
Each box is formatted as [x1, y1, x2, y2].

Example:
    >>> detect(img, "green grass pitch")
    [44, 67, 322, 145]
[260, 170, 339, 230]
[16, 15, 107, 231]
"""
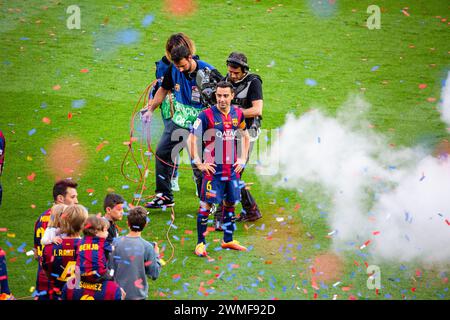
[0, 0, 449, 300]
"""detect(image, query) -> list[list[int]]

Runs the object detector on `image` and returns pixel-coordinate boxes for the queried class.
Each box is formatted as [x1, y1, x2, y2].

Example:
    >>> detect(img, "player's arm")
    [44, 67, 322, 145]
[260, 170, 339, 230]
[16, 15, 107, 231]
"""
[234, 126, 250, 174]
[188, 115, 216, 175]
[241, 99, 263, 118]
[187, 133, 216, 175]
[240, 79, 263, 118]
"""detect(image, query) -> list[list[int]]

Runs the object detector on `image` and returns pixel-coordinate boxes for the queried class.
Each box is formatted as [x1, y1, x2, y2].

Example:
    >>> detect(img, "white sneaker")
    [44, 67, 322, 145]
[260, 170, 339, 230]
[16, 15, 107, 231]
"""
[171, 176, 180, 192]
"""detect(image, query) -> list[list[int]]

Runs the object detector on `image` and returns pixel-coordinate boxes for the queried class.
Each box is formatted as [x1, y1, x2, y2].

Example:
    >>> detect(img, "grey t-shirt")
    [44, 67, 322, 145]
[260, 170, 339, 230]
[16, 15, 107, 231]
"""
[112, 236, 161, 300]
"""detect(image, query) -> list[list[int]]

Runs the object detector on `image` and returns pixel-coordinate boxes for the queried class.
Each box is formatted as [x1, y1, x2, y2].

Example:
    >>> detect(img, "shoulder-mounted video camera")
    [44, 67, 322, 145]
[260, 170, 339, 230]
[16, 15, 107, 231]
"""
[196, 67, 223, 107]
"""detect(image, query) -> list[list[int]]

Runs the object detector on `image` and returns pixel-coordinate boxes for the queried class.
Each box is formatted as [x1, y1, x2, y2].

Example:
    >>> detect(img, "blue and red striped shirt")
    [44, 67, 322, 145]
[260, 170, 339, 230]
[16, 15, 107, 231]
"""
[62, 280, 122, 300]
[34, 208, 53, 297]
[191, 105, 246, 180]
[41, 238, 81, 298]
[77, 236, 109, 282]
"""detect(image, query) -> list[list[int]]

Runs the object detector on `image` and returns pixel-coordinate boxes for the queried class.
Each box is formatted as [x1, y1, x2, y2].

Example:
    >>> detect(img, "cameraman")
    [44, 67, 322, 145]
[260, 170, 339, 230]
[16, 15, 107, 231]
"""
[214, 52, 263, 226]
[142, 40, 220, 209]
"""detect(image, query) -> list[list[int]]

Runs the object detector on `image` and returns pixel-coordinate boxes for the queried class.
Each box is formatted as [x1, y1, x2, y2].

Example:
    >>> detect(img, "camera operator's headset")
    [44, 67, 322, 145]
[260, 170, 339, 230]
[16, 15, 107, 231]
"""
[226, 55, 249, 72]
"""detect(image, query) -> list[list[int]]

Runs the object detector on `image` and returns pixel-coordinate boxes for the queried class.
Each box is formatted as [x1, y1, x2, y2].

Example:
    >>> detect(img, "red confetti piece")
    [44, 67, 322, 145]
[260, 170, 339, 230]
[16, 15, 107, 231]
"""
[372, 231, 380, 235]
[52, 84, 61, 90]
[445, 219, 450, 226]
[402, 10, 410, 17]
[96, 142, 106, 152]
[184, 230, 193, 234]
[144, 260, 153, 266]
[264, 260, 272, 264]
[411, 287, 416, 292]
[86, 188, 94, 193]
[134, 278, 144, 289]
[68, 112, 73, 119]
[418, 84, 427, 89]
[0, 228, 7, 232]
[313, 293, 318, 299]
[172, 274, 181, 279]
[342, 286, 351, 291]
[427, 97, 436, 102]
[42, 117, 51, 124]
[27, 172, 36, 181]
[80, 68, 89, 73]
[230, 264, 240, 269]
[294, 203, 301, 210]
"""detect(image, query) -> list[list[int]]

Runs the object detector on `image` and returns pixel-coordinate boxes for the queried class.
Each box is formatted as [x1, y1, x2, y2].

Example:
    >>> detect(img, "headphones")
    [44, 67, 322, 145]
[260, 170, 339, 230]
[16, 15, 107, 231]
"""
[226, 54, 249, 72]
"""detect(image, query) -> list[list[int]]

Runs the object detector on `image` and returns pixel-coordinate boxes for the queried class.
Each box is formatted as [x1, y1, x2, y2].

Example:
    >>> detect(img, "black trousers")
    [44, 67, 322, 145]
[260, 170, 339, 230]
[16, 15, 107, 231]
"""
[154, 120, 202, 200]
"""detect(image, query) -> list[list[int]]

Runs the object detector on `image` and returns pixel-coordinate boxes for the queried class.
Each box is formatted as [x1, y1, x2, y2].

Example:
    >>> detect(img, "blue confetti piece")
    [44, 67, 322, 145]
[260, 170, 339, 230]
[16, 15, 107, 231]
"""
[17, 243, 26, 252]
[122, 185, 129, 189]
[40, 102, 47, 108]
[91, 200, 97, 205]
[40, 147, 47, 155]
[104, 155, 110, 162]
[269, 281, 275, 289]
[116, 29, 140, 45]
[305, 78, 317, 86]
[5, 240, 12, 247]
[142, 14, 155, 27]
[26, 258, 33, 264]
[72, 99, 86, 109]
[20, 37, 30, 40]
[28, 128, 36, 136]
[371, 65, 380, 72]
[173, 235, 180, 241]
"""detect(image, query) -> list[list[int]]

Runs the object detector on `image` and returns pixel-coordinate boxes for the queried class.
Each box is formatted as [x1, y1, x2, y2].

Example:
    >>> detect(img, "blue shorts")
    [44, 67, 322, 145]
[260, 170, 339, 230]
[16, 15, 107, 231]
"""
[200, 176, 242, 204]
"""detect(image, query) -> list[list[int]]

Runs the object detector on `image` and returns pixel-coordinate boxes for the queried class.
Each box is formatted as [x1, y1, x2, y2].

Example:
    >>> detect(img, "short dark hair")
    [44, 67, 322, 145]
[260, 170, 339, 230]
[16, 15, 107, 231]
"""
[53, 179, 78, 202]
[127, 206, 148, 232]
[103, 193, 125, 212]
[216, 81, 234, 93]
[170, 45, 191, 63]
[226, 52, 249, 72]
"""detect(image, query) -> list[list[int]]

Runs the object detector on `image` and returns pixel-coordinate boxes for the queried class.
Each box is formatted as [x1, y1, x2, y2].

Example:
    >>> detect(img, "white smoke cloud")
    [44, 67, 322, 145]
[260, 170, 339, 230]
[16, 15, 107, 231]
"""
[260, 94, 450, 264]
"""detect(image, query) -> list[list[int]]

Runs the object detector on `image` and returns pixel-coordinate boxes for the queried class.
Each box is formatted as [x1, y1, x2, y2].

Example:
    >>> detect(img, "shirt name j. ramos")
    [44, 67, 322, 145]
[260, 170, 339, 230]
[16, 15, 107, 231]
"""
[52, 249, 75, 256]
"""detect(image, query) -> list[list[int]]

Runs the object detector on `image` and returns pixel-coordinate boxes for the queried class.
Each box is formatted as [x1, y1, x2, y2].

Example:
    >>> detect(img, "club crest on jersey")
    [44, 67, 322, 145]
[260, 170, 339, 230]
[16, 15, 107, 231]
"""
[175, 84, 180, 92]
[232, 118, 238, 127]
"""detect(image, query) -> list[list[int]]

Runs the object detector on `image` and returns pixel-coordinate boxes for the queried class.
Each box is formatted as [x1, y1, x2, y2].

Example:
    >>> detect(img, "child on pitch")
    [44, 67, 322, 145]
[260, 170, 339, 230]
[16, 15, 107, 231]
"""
[0, 247, 14, 300]
[77, 215, 113, 283]
[40, 204, 67, 246]
[103, 193, 125, 253]
[111, 206, 161, 300]
[62, 215, 125, 300]
[41, 204, 88, 299]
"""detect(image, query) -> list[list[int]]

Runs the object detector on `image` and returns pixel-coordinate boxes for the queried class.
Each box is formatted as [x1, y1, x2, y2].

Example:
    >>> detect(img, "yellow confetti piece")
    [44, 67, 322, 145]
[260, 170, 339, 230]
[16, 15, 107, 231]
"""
[29, 286, 35, 293]
[159, 258, 166, 266]
[27, 156, 33, 161]
[7, 233, 16, 238]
